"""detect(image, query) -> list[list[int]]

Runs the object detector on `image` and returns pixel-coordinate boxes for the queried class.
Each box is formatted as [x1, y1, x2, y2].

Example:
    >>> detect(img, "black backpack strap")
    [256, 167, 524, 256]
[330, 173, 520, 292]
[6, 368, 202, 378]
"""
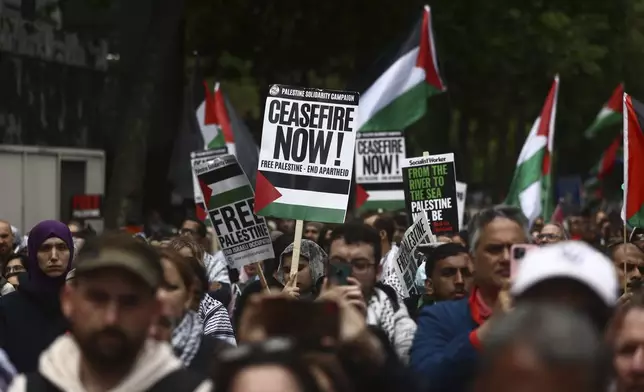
[147, 368, 207, 392]
[25, 372, 63, 392]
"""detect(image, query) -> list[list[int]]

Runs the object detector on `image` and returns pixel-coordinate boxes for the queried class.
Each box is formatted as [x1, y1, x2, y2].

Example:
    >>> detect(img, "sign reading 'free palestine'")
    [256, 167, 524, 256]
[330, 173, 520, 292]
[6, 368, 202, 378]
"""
[402, 153, 459, 234]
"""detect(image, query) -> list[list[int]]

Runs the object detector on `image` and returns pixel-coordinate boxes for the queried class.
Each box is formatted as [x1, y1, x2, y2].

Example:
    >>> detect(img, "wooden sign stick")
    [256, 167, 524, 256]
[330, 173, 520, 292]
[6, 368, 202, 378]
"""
[289, 220, 304, 287]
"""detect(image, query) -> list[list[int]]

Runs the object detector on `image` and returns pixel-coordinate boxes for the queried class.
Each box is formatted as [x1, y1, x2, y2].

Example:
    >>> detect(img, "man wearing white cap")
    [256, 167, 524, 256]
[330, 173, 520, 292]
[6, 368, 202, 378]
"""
[511, 241, 618, 332]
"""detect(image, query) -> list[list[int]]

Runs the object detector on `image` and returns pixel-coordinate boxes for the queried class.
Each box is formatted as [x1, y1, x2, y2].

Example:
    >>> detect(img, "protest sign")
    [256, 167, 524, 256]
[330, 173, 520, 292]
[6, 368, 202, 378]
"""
[455, 181, 467, 230]
[255, 84, 360, 223]
[195, 154, 274, 269]
[393, 212, 433, 297]
[403, 153, 459, 234]
[354, 131, 406, 211]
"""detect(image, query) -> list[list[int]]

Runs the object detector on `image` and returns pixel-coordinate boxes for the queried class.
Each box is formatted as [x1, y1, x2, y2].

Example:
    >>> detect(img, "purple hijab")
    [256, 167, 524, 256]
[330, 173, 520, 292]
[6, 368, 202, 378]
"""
[26, 220, 74, 292]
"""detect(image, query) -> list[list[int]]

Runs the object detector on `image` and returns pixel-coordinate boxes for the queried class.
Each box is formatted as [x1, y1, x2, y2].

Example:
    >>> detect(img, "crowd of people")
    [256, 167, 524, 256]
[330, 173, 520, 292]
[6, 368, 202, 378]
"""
[0, 204, 641, 391]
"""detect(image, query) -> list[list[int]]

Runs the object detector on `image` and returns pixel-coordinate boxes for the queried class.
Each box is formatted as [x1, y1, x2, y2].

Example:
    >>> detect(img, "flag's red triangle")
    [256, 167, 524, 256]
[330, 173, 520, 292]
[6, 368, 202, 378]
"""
[254, 171, 282, 213]
[198, 179, 213, 209]
[606, 84, 624, 113]
[550, 202, 564, 224]
[355, 185, 370, 209]
[598, 133, 622, 179]
[416, 6, 445, 91]
[625, 95, 644, 221]
[203, 81, 217, 125]
[536, 77, 559, 176]
[196, 204, 207, 221]
[214, 85, 235, 143]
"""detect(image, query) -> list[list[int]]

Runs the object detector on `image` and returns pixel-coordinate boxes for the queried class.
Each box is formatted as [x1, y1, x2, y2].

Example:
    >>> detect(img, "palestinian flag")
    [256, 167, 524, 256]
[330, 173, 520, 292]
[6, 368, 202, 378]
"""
[198, 160, 254, 212]
[583, 134, 622, 200]
[168, 56, 259, 221]
[584, 84, 623, 139]
[355, 5, 445, 132]
[505, 76, 559, 224]
[623, 94, 644, 228]
[202, 82, 260, 186]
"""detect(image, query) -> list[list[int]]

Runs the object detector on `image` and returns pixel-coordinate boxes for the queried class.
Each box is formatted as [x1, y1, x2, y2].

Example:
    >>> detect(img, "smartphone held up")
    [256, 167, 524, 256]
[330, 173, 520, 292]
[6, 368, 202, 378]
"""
[510, 244, 538, 278]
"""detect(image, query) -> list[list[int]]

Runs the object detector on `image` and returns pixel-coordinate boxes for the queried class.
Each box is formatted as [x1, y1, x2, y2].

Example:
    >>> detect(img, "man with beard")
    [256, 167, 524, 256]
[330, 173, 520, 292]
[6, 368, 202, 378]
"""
[8, 233, 212, 391]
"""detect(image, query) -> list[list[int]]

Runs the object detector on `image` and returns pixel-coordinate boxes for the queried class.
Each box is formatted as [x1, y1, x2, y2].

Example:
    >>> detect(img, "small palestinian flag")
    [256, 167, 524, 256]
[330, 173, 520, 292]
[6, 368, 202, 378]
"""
[356, 5, 445, 132]
[583, 134, 622, 200]
[505, 76, 559, 224]
[585, 84, 623, 139]
[202, 82, 234, 150]
[198, 159, 254, 212]
[623, 94, 644, 228]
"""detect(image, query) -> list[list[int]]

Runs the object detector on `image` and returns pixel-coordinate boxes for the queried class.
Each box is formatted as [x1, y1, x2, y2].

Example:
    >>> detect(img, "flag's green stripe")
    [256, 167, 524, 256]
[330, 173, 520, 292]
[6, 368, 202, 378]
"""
[628, 203, 644, 228]
[360, 83, 441, 132]
[541, 172, 554, 220]
[257, 203, 346, 224]
[207, 131, 226, 149]
[584, 111, 621, 138]
[358, 199, 406, 212]
[208, 185, 253, 209]
[504, 149, 545, 206]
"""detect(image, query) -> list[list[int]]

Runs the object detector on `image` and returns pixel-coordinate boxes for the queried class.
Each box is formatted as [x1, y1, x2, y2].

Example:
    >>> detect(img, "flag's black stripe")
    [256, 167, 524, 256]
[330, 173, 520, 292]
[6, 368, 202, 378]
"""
[262, 171, 350, 195]
[359, 182, 403, 191]
[347, 14, 421, 92]
[200, 162, 244, 184]
[631, 97, 644, 133]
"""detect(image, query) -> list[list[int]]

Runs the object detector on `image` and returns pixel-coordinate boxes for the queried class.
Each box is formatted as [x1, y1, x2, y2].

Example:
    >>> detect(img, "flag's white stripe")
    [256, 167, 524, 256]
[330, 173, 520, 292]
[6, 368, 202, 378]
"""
[519, 181, 542, 224]
[356, 48, 425, 130]
[196, 100, 220, 146]
[596, 106, 614, 121]
[367, 190, 405, 201]
[209, 174, 248, 195]
[274, 187, 347, 210]
[515, 118, 547, 165]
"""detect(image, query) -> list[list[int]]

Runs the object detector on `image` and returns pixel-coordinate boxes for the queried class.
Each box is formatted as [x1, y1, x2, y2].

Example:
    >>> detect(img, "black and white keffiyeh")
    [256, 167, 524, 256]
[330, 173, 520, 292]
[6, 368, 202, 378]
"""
[171, 310, 203, 367]
[199, 294, 237, 346]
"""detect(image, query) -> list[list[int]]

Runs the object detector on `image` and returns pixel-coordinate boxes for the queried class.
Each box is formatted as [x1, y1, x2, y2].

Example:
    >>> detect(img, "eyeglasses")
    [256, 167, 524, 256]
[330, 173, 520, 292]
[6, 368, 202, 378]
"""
[537, 233, 561, 241]
[328, 257, 376, 272]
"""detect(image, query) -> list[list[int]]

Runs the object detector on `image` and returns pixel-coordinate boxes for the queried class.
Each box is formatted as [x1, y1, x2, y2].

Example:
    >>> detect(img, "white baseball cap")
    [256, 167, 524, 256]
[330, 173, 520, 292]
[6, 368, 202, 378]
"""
[511, 241, 618, 306]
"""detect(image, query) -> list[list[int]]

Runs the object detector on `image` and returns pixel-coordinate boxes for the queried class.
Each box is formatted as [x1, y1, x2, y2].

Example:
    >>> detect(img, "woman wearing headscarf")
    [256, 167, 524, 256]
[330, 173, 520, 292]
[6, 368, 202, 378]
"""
[276, 239, 327, 300]
[0, 220, 73, 372]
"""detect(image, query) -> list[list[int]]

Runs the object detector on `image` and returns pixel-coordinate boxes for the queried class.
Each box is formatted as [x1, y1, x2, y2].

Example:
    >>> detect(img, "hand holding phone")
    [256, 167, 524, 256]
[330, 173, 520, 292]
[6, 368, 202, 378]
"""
[328, 262, 353, 286]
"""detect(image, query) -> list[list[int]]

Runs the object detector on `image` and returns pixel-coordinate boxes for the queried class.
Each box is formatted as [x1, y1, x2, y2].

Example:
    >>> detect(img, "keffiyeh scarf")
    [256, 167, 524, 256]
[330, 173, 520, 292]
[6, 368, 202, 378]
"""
[171, 310, 204, 367]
